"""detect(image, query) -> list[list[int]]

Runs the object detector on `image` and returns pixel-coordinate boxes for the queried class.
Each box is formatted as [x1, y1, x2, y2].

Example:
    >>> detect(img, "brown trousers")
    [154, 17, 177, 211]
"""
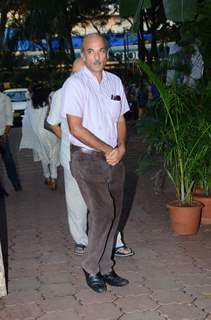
[70, 147, 125, 275]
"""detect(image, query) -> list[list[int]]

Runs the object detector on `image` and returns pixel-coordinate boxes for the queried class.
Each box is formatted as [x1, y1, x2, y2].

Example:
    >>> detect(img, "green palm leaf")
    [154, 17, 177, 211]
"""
[137, 60, 211, 206]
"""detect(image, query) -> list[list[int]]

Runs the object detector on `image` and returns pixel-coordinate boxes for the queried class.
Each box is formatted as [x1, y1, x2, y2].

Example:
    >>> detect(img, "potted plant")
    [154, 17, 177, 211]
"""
[190, 83, 211, 224]
[137, 61, 211, 235]
[193, 159, 211, 224]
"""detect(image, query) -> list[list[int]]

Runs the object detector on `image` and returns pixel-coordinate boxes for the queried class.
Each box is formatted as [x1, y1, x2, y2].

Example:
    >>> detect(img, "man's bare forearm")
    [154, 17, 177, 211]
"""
[49, 124, 62, 139]
[107, 116, 127, 164]
[105, 117, 127, 166]
[117, 116, 127, 151]
[68, 118, 112, 154]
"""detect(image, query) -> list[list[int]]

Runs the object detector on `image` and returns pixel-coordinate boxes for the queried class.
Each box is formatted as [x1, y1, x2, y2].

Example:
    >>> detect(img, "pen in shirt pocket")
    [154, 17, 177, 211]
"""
[111, 94, 121, 101]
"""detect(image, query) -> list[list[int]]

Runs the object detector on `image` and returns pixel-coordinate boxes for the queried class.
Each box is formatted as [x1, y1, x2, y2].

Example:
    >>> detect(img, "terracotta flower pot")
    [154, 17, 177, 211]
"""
[167, 200, 203, 235]
[193, 194, 211, 225]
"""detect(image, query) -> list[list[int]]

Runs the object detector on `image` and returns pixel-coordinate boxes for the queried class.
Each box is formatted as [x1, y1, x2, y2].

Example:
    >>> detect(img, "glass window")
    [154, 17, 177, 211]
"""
[6, 91, 27, 102]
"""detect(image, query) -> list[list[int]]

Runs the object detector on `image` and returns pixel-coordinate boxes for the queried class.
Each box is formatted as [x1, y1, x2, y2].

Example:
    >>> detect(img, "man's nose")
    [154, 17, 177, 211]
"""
[94, 51, 100, 60]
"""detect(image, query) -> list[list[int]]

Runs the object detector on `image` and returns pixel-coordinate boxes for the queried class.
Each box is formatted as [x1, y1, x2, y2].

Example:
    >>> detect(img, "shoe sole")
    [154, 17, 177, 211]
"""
[74, 251, 85, 255]
[114, 248, 135, 257]
[114, 252, 135, 257]
[105, 280, 129, 287]
[89, 285, 107, 293]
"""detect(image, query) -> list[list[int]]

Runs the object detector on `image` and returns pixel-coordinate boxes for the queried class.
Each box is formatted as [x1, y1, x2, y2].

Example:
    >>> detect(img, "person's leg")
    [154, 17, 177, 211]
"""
[115, 232, 124, 248]
[114, 168, 137, 258]
[114, 232, 134, 257]
[49, 162, 58, 180]
[77, 176, 114, 274]
[41, 160, 50, 180]
[118, 170, 139, 231]
[0, 140, 21, 190]
[48, 161, 58, 190]
[97, 162, 129, 287]
[63, 167, 88, 247]
[99, 162, 125, 274]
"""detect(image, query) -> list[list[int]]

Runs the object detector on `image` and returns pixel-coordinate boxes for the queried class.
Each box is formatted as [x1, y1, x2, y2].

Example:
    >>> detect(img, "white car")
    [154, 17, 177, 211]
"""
[3, 88, 29, 125]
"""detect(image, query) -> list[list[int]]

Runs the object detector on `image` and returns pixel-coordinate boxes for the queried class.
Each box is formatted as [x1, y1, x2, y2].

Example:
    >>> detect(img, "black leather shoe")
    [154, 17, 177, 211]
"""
[102, 270, 129, 287]
[83, 269, 107, 293]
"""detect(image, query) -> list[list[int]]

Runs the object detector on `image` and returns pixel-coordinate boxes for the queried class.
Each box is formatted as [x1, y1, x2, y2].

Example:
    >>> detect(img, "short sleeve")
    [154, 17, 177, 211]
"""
[47, 89, 62, 125]
[119, 80, 130, 115]
[61, 76, 84, 119]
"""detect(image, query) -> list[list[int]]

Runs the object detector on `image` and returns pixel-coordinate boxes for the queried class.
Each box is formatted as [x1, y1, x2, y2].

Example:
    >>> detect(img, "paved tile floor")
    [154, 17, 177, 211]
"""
[0, 126, 211, 320]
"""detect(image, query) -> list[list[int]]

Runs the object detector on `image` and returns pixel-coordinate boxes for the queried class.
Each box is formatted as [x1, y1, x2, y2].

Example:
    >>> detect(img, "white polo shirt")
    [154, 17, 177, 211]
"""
[61, 66, 129, 150]
[0, 92, 13, 135]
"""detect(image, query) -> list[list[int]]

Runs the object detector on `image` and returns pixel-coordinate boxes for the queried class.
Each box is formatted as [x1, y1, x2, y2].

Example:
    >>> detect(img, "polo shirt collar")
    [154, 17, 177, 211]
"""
[83, 66, 108, 84]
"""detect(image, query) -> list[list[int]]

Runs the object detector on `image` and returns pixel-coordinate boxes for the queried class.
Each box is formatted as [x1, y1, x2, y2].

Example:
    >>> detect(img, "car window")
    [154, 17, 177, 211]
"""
[6, 91, 27, 102]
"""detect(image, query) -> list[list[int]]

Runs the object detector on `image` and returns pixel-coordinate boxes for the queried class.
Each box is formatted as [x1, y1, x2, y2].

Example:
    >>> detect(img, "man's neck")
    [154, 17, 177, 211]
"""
[93, 71, 103, 83]
[84, 66, 103, 83]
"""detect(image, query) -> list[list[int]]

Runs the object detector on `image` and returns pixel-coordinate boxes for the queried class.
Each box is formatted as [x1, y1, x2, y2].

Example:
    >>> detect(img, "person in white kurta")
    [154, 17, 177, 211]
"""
[47, 88, 88, 250]
[20, 85, 60, 189]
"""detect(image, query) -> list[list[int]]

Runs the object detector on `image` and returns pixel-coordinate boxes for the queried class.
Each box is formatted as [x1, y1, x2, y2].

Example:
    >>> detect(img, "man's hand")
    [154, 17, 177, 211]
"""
[106, 144, 126, 166]
[4, 125, 11, 136]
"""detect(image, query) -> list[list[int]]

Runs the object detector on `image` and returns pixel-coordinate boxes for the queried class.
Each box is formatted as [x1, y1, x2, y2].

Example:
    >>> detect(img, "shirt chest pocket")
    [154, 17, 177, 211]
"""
[106, 99, 121, 122]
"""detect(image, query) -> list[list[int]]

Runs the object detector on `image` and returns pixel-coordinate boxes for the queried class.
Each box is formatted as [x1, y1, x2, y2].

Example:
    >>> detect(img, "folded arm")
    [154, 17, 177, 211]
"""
[67, 114, 113, 156]
[106, 115, 127, 166]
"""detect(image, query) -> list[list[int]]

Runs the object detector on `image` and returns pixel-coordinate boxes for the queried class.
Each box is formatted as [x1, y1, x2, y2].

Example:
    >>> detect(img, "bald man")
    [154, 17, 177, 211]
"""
[62, 34, 130, 293]
[48, 58, 134, 257]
